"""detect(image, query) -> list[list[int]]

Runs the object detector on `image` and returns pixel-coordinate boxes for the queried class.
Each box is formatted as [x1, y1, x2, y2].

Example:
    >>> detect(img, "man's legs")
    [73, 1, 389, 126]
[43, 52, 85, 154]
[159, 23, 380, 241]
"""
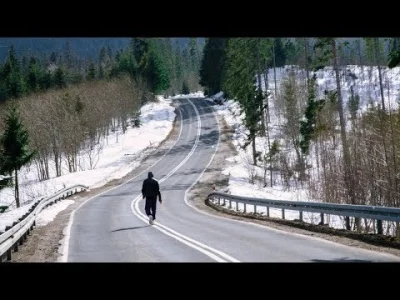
[145, 196, 156, 225]
[145, 198, 152, 216]
[150, 197, 157, 221]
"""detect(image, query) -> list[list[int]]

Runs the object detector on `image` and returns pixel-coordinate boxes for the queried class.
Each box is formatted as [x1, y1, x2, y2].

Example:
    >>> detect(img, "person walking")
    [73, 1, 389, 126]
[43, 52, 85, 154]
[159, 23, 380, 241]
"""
[141, 171, 162, 225]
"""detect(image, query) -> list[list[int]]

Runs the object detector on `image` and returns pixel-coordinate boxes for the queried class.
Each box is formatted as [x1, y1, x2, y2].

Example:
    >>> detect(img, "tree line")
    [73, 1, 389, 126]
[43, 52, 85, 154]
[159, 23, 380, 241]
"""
[0, 38, 203, 103]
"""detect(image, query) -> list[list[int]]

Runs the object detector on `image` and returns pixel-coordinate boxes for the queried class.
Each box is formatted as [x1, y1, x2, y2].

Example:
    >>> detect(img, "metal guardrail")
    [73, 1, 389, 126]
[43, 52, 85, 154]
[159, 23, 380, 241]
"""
[0, 184, 89, 262]
[208, 192, 400, 231]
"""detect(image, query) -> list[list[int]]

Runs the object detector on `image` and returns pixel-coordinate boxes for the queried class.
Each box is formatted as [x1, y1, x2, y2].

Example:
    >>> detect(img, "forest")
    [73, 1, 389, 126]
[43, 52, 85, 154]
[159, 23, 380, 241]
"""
[0, 37, 204, 208]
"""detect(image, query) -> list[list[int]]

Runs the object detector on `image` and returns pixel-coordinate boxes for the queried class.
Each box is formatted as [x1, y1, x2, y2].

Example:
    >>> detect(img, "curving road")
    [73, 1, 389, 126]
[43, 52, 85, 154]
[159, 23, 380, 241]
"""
[64, 98, 400, 262]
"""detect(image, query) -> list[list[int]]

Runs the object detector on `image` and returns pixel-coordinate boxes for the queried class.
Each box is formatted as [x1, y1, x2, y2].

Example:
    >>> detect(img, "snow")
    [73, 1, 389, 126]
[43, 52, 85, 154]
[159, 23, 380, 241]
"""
[0, 204, 33, 233]
[35, 200, 75, 227]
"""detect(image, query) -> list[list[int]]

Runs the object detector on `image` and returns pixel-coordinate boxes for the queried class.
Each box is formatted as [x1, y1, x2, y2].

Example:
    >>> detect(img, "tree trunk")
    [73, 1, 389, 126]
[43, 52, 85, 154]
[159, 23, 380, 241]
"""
[331, 39, 355, 205]
[252, 133, 257, 166]
[256, 39, 265, 136]
[374, 38, 385, 111]
[304, 38, 310, 88]
[272, 40, 278, 99]
[357, 40, 364, 82]
[14, 168, 20, 208]
[263, 66, 270, 118]
[264, 65, 272, 187]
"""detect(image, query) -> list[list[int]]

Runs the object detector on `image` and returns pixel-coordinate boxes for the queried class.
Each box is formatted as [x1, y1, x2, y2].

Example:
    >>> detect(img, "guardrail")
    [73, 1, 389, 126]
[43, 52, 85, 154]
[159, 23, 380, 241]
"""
[207, 192, 400, 235]
[0, 184, 89, 262]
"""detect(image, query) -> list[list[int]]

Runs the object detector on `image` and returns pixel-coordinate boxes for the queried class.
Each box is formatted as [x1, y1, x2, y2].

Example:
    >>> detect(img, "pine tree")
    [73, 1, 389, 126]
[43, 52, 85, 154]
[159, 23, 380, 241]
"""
[87, 60, 96, 80]
[150, 49, 170, 93]
[273, 38, 287, 67]
[26, 57, 40, 92]
[181, 80, 189, 94]
[199, 38, 228, 95]
[188, 38, 200, 72]
[53, 66, 66, 88]
[223, 38, 261, 165]
[0, 101, 36, 208]
[49, 52, 57, 64]
[300, 74, 325, 155]
[388, 38, 400, 68]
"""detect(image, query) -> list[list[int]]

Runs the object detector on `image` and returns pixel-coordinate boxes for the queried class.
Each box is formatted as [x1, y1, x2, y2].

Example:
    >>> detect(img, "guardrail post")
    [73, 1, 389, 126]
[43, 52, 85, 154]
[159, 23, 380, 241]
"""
[218, 197, 221, 205]
[254, 204, 257, 214]
[229, 200, 232, 209]
[345, 217, 351, 230]
[7, 249, 11, 261]
[320, 213, 324, 225]
[377, 220, 383, 235]
[282, 209, 285, 220]
[236, 201, 238, 211]
[223, 198, 226, 206]
[267, 206, 270, 217]
[14, 242, 18, 252]
[299, 211, 303, 221]
[244, 203, 246, 213]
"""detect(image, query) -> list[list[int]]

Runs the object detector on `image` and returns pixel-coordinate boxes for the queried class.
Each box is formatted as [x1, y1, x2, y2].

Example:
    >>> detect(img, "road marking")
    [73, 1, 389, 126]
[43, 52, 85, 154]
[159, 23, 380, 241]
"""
[59, 100, 185, 262]
[131, 99, 240, 263]
[131, 195, 226, 262]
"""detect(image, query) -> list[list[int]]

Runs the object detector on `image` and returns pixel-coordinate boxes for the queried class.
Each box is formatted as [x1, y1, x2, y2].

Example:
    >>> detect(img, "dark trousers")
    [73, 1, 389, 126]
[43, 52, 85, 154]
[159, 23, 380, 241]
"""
[145, 196, 157, 219]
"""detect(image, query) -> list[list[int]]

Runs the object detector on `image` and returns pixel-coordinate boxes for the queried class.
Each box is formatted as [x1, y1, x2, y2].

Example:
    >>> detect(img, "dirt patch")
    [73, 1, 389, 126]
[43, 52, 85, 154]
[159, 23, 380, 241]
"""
[186, 107, 400, 258]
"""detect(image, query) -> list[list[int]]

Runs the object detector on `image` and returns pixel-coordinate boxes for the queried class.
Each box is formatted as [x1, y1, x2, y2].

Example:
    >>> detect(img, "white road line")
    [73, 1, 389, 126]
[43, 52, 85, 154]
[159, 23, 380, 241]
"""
[59, 100, 184, 262]
[131, 99, 240, 263]
[131, 196, 226, 262]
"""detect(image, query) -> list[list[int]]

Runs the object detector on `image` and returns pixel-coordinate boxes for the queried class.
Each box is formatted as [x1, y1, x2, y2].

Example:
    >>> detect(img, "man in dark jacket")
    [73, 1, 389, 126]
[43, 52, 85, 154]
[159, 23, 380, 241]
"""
[141, 171, 162, 225]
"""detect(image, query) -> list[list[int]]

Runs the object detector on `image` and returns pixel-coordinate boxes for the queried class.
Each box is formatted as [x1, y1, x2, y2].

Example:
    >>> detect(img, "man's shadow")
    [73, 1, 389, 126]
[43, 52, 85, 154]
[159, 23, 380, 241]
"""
[111, 225, 150, 232]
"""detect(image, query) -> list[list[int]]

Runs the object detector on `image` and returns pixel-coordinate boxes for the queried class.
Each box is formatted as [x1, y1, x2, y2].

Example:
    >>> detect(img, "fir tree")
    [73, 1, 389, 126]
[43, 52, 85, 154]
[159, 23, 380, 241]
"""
[0, 101, 36, 208]
[199, 38, 228, 95]
[87, 61, 96, 80]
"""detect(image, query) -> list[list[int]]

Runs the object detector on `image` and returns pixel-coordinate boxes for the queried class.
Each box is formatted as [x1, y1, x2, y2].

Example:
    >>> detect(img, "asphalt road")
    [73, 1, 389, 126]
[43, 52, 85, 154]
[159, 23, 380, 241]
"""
[66, 98, 400, 262]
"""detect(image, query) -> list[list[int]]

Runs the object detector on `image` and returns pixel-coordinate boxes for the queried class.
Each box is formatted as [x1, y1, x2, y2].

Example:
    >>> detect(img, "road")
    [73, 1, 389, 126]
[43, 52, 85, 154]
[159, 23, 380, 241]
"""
[65, 97, 400, 262]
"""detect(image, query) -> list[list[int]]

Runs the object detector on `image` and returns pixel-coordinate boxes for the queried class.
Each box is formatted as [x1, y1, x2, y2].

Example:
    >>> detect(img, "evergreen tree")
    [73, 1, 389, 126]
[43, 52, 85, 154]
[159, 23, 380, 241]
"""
[388, 38, 400, 68]
[87, 60, 96, 80]
[146, 46, 170, 94]
[181, 80, 189, 94]
[0, 81, 8, 102]
[53, 66, 66, 88]
[188, 38, 200, 72]
[49, 51, 57, 64]
[26, 57, 40, 92]
[223, 38, 261, 165]
[199, 38, 228, 95]
[0, 101, 36, 208]
[273, 38, 286, 67]
[299, 75, 325, 155]
[39, 70, 52, 90]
